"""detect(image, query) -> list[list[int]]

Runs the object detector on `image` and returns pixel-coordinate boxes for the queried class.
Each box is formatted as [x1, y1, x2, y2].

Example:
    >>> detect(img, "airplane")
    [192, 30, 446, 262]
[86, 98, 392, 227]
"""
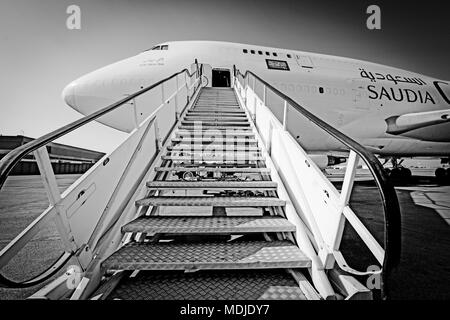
[62, 40, 450, 179]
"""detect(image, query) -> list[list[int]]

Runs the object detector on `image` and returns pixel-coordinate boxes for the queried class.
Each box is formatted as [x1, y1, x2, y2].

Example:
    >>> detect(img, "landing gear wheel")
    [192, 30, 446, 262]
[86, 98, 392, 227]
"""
[390, 168, 402, 179]
[435, 168, 446, 180]
[390, 167, 411, 180]
[401, 167, 412, 179]
[183, 171, 195, 181]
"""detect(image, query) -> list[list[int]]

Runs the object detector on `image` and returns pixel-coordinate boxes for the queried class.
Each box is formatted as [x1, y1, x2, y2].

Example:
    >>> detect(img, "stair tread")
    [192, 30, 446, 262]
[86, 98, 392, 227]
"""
[155, 166, 270, 173]
[146, 180, 277, 190]
[136, 196, 286, 207]
[172, 137, 257, 143]
[176, 131, 255, 137]
[162, 156, 264, 162]
[106, 269, 311, 300]
[167, 145, 260, 152]
[122, 216, 295, 234]
[186, 112, 246, 115]
[181, 122, 250, 126]
[188, 109, 244, 113]
[183, 115, 248, 122]
[102, 240, 310, 271]
[179, 125, 252, 130]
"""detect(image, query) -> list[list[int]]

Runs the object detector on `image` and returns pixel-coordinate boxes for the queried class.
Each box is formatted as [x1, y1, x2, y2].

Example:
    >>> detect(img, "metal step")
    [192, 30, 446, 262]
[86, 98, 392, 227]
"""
[145, 180, 277, 190]
[192, 107, 241, 111]
[155, 166, 270, 173]
[193, 105, 240, 108]
[105, 269, 312, 300]
[122, 216, 295, 235]
[195, 100, 238, 103]
[191, 107, 242, 111]
[175, 131, 255, 137]
[165, 151, 261, 158]
[183, 117, 248, 122]
[167, 144, 260, 152]
[135, 196, 286, 207]
[181, 121, 250, 127]
[162, 155, 264, 162]
[186, 111, 247, 118]
[178, 125, 253, 130]
[101, 240, 310, 271]
[171, 137, 257, 144]
[188, 109, 244, 114]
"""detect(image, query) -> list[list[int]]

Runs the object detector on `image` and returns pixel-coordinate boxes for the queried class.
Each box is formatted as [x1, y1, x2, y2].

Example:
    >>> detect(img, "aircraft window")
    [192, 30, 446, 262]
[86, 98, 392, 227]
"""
[160, 45, 169, 50]
[319, 87, 324, 94]
[273, 52, 278, 57]
[251, 50, 255, 54]
[258, 50, 263, 55]
[266, 52, 270, 56]
[287, 54, 292, 58]
[243, 49, 248, 53]
[143, 45, 161, 52]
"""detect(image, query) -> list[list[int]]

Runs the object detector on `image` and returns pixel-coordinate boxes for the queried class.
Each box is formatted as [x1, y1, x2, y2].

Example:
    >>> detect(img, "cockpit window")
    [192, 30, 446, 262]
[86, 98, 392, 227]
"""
[143, 44, 169, 52]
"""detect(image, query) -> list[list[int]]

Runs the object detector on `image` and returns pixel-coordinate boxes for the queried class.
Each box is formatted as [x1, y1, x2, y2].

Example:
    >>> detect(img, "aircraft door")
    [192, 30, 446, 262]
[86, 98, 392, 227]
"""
[350, 79, 373, 111]
[212, 68, 231, 87]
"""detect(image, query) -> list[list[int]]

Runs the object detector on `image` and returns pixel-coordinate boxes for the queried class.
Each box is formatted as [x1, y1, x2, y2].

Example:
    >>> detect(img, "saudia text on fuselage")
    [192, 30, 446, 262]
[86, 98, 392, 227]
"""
[359, 68, 435, 104]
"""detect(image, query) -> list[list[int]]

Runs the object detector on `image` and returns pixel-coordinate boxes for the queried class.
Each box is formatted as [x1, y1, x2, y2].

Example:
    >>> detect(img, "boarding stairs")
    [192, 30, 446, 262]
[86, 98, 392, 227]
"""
[91, 88, 318, 300]
[0, 63, 401, 300]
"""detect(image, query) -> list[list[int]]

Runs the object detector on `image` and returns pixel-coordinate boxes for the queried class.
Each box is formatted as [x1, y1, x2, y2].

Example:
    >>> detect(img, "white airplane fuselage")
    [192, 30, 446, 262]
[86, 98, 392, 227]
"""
[62, 41, 450, 157]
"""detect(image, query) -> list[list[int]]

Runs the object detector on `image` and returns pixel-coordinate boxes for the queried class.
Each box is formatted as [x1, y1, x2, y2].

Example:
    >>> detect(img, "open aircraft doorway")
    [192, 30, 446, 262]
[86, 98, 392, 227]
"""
[212, 68, 231, 87]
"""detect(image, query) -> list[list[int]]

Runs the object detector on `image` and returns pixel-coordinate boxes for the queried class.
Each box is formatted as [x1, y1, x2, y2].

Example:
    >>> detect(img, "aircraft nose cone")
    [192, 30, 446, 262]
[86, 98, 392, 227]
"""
[62, 82, 77, 107]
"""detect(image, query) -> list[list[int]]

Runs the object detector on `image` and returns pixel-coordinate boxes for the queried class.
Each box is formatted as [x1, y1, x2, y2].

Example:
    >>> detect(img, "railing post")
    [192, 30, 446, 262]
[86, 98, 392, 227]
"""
[283, 100, 288, 130]
[174, 76, 179, 120]
[154, 118, 161, 151]
[267, 123, 273, 156]
[251, 77, 257, 122]
[34, 147, 76, 252]
[185, 72, 190, 103]
[244, 76, 248, 106]
[339, 151, 359, 209]
[329, 150, 360, 260]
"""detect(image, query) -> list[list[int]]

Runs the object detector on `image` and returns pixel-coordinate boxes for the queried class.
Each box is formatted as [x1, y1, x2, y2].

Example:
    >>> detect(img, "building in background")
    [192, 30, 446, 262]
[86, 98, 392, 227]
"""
[0, 135, 105, 175]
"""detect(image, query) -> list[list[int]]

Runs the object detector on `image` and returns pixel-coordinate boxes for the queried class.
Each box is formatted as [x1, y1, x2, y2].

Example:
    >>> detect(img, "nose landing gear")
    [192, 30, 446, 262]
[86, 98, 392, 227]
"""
[383, 158, 412, 180]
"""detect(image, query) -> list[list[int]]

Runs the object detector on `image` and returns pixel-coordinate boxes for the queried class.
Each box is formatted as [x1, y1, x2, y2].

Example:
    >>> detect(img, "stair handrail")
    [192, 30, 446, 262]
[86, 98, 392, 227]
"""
[0, 62, 202, 288]
[233, 66, 401, 299]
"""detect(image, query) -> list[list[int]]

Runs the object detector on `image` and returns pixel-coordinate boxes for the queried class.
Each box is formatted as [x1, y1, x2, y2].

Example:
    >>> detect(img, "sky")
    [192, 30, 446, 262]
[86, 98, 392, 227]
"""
[0, 0, 448, 153]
